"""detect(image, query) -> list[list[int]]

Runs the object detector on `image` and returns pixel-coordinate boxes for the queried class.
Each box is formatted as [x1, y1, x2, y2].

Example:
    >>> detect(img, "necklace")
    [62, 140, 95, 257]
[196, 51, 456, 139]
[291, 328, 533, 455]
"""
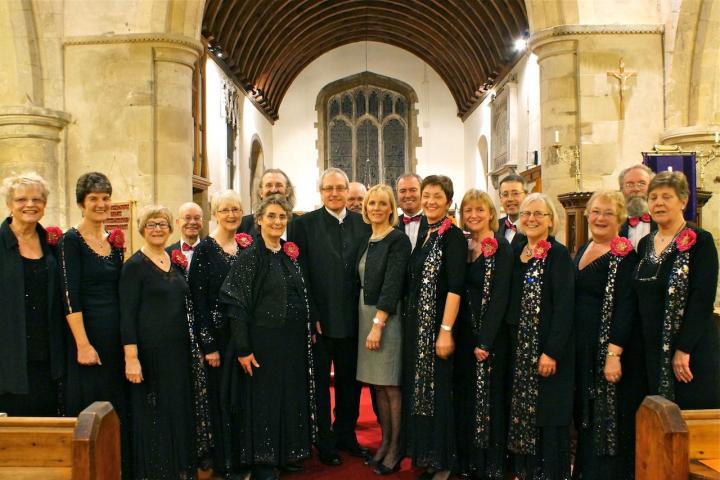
[427, 216, 448, 230]
[656, 222, 686, 245]
[142, 247, 167, 264]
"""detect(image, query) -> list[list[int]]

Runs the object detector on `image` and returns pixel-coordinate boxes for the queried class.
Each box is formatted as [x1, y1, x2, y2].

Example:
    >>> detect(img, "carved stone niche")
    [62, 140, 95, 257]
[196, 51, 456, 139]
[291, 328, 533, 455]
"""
[557, 191, 593, 258]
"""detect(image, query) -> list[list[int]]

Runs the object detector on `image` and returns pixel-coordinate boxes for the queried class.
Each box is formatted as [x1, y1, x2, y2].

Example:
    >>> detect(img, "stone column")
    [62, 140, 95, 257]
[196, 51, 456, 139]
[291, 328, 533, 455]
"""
[0, 105, 71, 224]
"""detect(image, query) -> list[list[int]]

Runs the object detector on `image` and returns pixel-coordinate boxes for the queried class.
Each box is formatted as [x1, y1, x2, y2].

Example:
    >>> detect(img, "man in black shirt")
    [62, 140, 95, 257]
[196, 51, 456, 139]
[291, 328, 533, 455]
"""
[290, 168, 371, 465]
[237, 168, 295, 237]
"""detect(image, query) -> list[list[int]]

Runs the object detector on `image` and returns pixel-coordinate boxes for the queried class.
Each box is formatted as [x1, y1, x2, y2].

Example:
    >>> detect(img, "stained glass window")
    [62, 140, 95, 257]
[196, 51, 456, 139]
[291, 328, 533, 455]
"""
[326, 84, 411, 187]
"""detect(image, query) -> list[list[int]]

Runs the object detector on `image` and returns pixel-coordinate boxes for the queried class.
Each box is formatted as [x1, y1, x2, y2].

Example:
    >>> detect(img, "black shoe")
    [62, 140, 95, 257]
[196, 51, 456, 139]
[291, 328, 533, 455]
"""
[280, 462, 304, 473]
[374, 460, 401, 475]
[318, 450, 342, 466]
[337, 441, 370, 458]
[364, 456, 382, 467]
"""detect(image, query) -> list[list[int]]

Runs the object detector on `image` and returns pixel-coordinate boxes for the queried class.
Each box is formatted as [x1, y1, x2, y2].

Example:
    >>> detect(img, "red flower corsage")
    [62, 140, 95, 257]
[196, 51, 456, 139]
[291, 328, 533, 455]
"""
[171, 249, 188, 269]
[45, 226, 63, 246]
[108, 228, 125, 249]
[283, 241, 300, 261]
[235, 233, 253, 249]
[480, 236, 498, 258]
[532, 239, 552, 259]
[610, 236, 632, 257]
[437, 218, 453, 236]
[675, 228, 697, 252]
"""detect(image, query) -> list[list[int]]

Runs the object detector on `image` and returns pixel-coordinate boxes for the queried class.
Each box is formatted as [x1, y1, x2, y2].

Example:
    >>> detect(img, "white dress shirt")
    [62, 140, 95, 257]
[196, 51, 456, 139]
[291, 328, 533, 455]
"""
[505, 219, 519, 244]
[180, 238, 201, 266]
[325, 206, 348, 224]
[628, 222, 651, 250]
[402, 210, 423, 251]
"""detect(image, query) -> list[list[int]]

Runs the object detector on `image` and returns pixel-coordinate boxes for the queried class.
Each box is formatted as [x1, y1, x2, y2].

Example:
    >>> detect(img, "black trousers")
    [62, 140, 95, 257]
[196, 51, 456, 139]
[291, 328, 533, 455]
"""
[313, 335, 362, 452]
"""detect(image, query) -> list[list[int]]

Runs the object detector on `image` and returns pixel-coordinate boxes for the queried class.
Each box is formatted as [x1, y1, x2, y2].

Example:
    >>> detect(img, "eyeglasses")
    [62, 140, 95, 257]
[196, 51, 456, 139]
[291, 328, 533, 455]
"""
[320, 186, 348, 193]
[181, 215, 202, 222]
[588, 210, 616, 218]
[519, 211, 551, 219]
[500, 190, 524, 198]
[217, 208, 241, 215]
[624, 181, 648, 190]
[146, 222, 170, 230]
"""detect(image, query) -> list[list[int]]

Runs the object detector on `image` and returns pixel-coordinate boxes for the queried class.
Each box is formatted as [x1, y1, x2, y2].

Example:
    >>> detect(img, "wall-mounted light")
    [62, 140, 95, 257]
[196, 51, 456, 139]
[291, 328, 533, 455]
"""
[514, 38, 527, 52]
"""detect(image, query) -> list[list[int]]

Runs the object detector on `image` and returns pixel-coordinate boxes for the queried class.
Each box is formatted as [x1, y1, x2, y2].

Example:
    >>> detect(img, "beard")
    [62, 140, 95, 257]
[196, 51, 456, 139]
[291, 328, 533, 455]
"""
[626, 195, 648, 217]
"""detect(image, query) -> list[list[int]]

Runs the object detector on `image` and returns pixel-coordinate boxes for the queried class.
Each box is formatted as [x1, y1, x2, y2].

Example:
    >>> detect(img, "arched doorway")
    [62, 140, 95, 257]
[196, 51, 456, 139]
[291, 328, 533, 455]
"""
[249, 137, 264, 212]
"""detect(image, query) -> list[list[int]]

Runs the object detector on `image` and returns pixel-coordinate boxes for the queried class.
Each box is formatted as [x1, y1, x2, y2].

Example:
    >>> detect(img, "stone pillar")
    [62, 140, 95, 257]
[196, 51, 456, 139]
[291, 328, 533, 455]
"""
[0, 105, 71, 224]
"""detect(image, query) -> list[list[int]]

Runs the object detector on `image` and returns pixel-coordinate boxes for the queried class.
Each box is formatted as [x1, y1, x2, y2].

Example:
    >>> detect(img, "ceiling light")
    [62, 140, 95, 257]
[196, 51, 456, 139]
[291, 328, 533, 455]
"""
[514, 38, 527, 52]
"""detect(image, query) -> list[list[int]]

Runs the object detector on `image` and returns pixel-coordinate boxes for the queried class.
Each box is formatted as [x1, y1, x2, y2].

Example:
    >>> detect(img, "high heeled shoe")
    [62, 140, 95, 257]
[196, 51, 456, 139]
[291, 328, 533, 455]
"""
[374, 459, 401, 475]
[364, 456, 382, 468]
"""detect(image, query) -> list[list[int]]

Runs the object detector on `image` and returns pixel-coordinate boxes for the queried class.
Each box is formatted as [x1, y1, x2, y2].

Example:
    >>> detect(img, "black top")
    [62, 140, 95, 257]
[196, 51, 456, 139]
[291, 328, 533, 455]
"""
[0, 218, 65, 394]
[633, 226, 719, 407]
[290, 208, 371, 338]
[187, 236, 238, 354]
[220, 238, 307, 356]
[460, 236, 514, 350]
[357, 229, 411, 314]
[119, 251, 190, 348]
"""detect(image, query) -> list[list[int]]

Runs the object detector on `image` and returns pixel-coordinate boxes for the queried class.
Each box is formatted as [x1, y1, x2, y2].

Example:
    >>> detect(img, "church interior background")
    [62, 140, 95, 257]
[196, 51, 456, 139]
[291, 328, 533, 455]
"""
[1, 0, 719, 303]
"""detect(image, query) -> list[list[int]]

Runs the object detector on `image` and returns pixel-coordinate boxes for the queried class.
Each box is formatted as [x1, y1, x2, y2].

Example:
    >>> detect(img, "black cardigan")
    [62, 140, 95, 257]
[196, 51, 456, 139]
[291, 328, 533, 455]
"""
[0, 217, 65, 394]
[357, 228, 411, 314]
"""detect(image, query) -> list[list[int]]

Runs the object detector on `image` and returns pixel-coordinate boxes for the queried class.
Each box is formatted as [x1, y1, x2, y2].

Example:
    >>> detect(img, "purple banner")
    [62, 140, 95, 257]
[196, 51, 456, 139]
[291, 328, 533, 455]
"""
[642, 153, 697, 221]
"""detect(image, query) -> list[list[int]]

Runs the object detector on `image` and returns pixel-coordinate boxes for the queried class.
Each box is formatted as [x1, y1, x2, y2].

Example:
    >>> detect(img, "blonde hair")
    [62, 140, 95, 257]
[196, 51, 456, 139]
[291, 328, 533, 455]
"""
[585, 190, 628, 226]
[459, 189, 499, 232]
[518, 192, 560, 236]
[137, 205, 173, 233]
[2, 172, 50, 205]
[362, 184, 399, 226]
[210, 190, 243, 215]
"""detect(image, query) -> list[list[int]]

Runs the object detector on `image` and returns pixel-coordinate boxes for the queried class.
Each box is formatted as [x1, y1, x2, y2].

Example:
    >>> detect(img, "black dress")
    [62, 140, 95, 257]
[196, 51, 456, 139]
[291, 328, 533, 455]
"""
[402, 224, 467, 471]
[187, 236, 238, 474]
[119, 252, 196, 479]
[632, 226, 720, 408]
[454, 237, 513, 479]
[572, 243, 642, 480]
[220, 240, 313, 470]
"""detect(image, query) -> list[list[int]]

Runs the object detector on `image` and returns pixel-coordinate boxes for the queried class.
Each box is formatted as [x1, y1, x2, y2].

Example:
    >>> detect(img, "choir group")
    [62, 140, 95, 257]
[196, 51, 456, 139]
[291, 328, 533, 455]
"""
[0, 165, 718, 480]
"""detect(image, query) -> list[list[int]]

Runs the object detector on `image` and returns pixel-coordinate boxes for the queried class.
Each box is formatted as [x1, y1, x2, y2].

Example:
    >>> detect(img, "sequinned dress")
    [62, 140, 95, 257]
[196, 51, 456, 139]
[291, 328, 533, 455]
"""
[188, 236, 238, 474]
[402, 224, 467, 471]
[120, 251, 196, 479]
[572, 242, 642, 480]
[220, 239, 314, 470]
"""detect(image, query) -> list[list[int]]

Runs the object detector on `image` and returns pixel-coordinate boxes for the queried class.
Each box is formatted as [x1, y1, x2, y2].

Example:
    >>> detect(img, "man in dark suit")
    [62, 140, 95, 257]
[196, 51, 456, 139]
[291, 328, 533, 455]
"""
[165, 202, 203, 267]
[395, 173, 428, 251]
[237, 168, 295, 237]
[290, 167, 371, 465]
[496, 174, 527, 248]
[618, 164, 657, 249]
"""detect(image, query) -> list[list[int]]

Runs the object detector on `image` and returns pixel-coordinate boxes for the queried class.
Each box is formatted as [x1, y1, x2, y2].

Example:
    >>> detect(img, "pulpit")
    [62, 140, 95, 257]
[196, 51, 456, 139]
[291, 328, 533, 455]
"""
[557, 192, 593, 258]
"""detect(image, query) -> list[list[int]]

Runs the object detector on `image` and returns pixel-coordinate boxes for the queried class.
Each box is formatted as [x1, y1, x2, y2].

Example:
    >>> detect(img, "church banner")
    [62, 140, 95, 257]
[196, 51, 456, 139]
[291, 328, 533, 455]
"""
[642, 153, 697, 221]
[105, 201, 134, 256]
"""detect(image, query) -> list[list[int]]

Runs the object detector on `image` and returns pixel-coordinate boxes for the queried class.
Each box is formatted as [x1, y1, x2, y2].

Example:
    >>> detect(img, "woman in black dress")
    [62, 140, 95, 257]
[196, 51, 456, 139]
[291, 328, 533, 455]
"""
[0, 173, 64, 416]
[453, 189, 513, 480]
[573, 191, 640, 480]
[188, 189, 243, 477]
[59, 172, 130, 474]
[505, 193, 575, 480]
[120, 205, 199, 479]
[633, 171, 719, 408]
[403, 175, 467, 480]
[220, 195, 315, 480]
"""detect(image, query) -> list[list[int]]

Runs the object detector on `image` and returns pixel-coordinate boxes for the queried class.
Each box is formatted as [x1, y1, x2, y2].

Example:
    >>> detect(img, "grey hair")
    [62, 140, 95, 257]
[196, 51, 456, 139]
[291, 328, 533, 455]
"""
[396, 172, 422, 186]
[254, 194, 293, 227]
[518, 192, 560, 236]
[2, 172, 50, 205]
[618, 164, 654, 189]
[255, 168, 296, 210]
[137, 204, 174, 233]
[210, 190, 243, 215]
[318, 167, 349, 189]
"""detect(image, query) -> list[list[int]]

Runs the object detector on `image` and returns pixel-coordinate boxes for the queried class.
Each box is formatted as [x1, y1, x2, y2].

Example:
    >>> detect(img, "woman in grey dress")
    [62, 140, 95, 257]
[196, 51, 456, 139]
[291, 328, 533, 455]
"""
[356, 184, 411, 475]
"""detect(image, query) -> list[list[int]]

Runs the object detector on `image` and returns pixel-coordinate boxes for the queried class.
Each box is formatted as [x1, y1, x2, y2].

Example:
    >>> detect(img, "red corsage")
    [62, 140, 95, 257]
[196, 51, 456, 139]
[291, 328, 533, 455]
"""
[171, 249, 188, 269]
[532, 239, 552, 259]
[235, 233, 253, 249]
[480, 236, 498, 258]
[283, 241, 300, 261]
[610, 236, 632, 257]
[437, 218, 453, 236]
[108, 228, 125, 249]
[675, 228, 697, 252]
[45, 226, 63, 246]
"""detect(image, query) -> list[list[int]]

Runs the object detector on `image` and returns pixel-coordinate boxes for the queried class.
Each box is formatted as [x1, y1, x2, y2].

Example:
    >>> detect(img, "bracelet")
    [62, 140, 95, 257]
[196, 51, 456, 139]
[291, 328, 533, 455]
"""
[372, 317, 385, 327]
[607, 351, 621, 358]
[440, 324, 452, 332]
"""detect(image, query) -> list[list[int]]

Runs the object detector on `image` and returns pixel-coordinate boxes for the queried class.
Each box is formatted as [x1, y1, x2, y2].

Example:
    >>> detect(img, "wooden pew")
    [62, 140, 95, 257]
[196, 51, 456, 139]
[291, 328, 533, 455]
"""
[636, 395, 720, 480]
[0, 401, 120, 480]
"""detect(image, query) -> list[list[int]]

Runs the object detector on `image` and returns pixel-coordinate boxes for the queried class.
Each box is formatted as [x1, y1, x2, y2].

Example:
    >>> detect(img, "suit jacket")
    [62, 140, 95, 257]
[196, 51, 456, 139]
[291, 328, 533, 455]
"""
[356, 228, 411, 314]
[0, 217, 65, 394]
[289, 207, 370, 338]
[619, 218, 658, 239]
[496, 215, 525, 249]
[396, 213, 429, 252]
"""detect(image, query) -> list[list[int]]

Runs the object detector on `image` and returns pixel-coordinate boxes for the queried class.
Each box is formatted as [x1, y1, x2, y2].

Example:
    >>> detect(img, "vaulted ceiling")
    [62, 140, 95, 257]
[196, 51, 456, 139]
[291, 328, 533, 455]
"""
[202, 0, 528, 121]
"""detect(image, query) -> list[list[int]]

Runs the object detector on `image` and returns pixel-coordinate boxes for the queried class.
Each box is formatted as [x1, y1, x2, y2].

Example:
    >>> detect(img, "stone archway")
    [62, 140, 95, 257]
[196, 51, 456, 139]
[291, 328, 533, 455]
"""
[249, 137, 264, 212]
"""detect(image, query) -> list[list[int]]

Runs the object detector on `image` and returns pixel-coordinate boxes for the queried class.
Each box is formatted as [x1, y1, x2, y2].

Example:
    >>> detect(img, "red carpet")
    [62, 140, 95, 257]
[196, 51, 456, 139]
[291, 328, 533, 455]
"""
[286, 386, 418, 479]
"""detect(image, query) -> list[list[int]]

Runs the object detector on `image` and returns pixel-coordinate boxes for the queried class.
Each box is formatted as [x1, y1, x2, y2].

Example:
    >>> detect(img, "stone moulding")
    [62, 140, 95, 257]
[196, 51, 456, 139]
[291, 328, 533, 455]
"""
[64, 33, 203, 54]
[530, 24, 664, 49]
[0, 106, 71, 141]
